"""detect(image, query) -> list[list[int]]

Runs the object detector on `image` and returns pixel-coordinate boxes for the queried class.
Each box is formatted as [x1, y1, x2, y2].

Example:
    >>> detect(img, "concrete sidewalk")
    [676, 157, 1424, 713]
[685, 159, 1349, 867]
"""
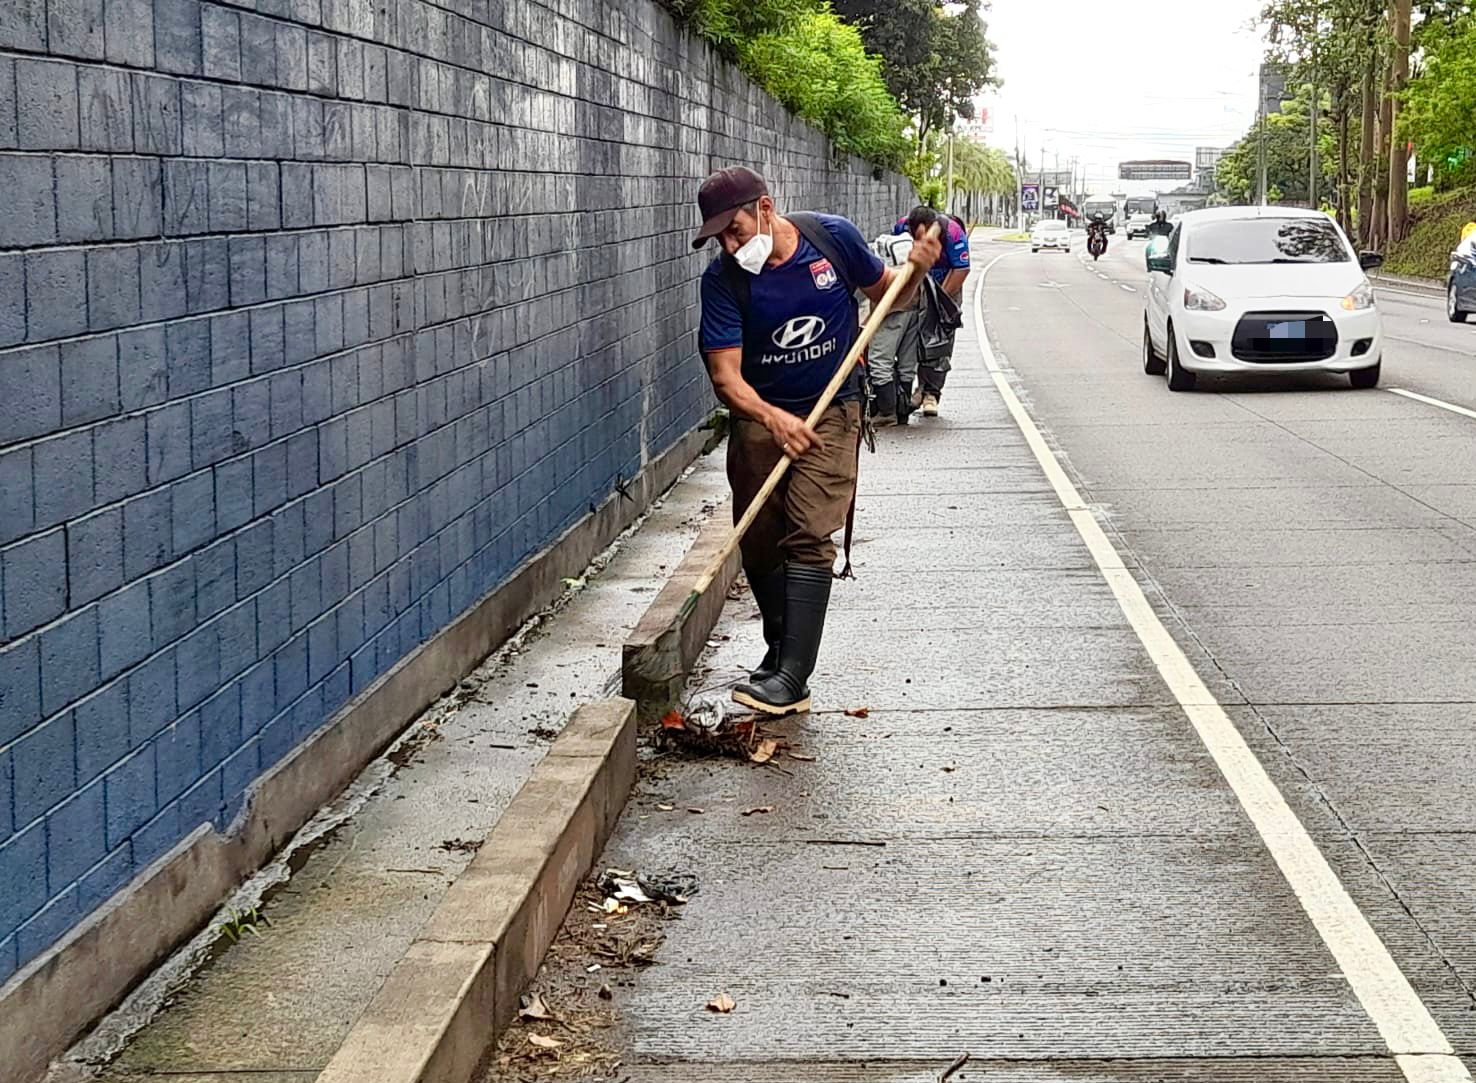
[565, 260, 1414, 1082]
[57, 454, 730, 1083]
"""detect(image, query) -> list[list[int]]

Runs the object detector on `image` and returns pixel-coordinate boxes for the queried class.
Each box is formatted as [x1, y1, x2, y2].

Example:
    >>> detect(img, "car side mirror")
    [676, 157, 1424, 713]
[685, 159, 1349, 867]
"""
[1359, 251, 1384, 271]
[1146, 253, 1173, 274]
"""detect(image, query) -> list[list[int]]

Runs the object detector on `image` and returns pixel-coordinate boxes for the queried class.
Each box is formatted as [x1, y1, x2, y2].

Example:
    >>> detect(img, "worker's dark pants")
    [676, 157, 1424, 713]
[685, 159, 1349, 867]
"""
[727, 402, 861, 576]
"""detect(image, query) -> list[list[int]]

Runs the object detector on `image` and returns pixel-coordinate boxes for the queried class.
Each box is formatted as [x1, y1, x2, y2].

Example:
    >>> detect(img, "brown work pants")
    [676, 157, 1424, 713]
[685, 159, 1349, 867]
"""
[727, 401, 861, 576]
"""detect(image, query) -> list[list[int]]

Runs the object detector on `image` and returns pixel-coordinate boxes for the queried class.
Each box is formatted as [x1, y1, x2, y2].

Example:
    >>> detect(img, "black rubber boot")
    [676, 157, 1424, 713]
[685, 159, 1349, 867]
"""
[732, 564, 832, 716]
[870, 380, 897, 428]
[897, 376, 915, 425]
[747, 565, 785, 682]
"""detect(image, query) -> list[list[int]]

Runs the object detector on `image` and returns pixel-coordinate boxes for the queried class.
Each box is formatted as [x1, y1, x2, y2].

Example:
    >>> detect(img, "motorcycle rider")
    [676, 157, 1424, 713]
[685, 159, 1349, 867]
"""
[1146, 209, 1173, 240]
[1086, 214, 1110, 258]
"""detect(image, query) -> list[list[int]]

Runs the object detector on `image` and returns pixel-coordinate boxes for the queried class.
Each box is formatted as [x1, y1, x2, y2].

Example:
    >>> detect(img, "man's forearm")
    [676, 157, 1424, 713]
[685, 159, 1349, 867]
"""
[943, 269, 969, 302]
[897, 270, 927, 308]
[712, 374, 778, 428]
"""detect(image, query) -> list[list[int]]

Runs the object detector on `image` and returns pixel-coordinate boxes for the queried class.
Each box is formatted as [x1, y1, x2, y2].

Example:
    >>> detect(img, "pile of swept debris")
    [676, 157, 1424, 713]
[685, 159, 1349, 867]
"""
[488, 867, 696, 1081]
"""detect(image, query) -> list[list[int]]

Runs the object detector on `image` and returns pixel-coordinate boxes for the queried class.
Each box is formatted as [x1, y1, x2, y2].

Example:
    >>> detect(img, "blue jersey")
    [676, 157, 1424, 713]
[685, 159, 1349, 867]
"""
[892, 216, 971, 284]
[700, 214, 886, 414]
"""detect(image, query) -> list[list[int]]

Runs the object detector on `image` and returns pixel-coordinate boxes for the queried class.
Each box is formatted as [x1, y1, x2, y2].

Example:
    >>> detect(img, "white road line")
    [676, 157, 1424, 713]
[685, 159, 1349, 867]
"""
[1388, 387, 1476, 421]
[970, 253, 1471, 1083]
[1119, 284, 1137, 293]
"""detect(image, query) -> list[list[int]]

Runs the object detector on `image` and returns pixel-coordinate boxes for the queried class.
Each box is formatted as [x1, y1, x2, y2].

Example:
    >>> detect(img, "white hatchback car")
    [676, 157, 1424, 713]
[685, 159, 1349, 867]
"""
[1143, 207, 1385, 391]
[1031, 219, 1071, 252]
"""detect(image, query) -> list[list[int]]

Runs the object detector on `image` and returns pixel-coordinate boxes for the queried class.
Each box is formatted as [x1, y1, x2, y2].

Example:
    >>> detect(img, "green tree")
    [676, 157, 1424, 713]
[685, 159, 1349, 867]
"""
[950, 140, 1015, 195]
[1261, 0, 1379, 231]
[659, 0, 815, 43]
[740, 10, 911, 167]
[832, 0, 937, 76]
[947, 138, 1016, 222]
[657, 0, 911, 168]
[834, 0, 997, 147]
[1400, 13, 1476, 189]
[1217, 93, 1337, 205]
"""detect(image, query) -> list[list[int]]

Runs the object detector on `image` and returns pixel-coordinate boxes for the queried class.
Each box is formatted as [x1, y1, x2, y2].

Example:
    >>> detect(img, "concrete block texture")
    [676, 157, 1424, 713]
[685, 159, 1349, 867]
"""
[0, 0, 915, 1073]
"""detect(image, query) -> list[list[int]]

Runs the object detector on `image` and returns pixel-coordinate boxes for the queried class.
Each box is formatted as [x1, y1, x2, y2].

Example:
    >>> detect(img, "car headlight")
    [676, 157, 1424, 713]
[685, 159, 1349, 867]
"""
[1183, 285, 1226, 312]
[1341, 281, 1375, 310]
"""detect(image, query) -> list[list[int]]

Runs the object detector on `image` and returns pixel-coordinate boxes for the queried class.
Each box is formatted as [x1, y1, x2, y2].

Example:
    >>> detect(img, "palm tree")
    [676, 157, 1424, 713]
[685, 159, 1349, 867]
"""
[948, 138, 1017, 224]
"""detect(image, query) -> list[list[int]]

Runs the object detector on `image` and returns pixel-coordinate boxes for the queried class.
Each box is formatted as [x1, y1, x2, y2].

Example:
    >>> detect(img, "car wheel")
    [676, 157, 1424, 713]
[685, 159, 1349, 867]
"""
[1032, 246, 1039, 252]
[1143, 321, 1166, 375]
[1350, 361, 1381, 389]
[1166, 328, 1196, 391]
[1449, 281, 1470, 323]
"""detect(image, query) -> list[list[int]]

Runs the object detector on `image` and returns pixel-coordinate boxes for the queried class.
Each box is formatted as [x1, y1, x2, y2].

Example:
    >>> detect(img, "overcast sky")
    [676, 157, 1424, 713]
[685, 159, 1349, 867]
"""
[976, 0, 1267, 194]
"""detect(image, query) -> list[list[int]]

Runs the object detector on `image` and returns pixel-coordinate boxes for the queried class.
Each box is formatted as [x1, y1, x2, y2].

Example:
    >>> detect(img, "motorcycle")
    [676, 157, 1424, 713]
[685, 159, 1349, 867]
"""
[1086, 222, 1108, 261]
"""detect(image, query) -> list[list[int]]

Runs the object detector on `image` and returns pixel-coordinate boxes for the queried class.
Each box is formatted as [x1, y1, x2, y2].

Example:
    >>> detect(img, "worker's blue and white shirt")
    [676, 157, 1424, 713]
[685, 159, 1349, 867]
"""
[700, 214, 885, 414]
[892, 216, 971, 284]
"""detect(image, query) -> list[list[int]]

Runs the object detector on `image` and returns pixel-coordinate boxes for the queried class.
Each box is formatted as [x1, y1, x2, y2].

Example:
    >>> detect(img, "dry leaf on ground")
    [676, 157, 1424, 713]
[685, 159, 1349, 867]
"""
[741, 806, 773, 816]
[527, 1033, 562, 1050]
[844, 707, 870, 718]
[749, 738, 779, 764]
[660, 710, 687, 731]
[788, 751, 816, 762]
[706, 994, 737, 1014]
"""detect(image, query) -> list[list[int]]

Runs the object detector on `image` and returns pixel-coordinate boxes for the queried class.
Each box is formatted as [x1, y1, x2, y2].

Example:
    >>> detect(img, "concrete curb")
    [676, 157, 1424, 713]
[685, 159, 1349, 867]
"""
[622, 497, 740, 719]
[0, 427, 712, 1083]
[1372, 270, 1444, 296]
[316, 697, 637, 1083]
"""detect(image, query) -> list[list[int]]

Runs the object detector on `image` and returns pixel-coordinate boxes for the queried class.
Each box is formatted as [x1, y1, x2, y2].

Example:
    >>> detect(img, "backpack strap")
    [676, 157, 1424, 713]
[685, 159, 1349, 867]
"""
[720, 212, 860, 323]
[719, 251, 751, 324]
[787, 212, 859, 300]
[786, 213, 868, 579]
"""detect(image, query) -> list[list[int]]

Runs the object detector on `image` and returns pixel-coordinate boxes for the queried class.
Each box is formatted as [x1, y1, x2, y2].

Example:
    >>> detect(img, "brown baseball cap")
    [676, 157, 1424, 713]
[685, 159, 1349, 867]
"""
[692, 166, 768, 249]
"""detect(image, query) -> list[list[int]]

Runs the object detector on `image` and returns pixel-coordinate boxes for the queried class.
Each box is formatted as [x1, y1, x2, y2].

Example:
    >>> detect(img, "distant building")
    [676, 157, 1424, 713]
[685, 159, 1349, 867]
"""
[1194, 146, 1229, 193]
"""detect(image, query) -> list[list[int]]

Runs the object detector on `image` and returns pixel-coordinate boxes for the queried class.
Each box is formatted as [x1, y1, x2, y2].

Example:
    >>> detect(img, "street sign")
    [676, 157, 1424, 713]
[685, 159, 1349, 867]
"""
[1044, 186, 1059, 208]
[1021, 183, 1040, 211]
[1119, 160, 1192, 182]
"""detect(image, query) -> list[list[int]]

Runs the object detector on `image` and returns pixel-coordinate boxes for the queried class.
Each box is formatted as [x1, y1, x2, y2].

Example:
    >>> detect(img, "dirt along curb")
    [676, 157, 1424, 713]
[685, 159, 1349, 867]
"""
[316, 697, 637, 1083]
[621, 499, 741, 720]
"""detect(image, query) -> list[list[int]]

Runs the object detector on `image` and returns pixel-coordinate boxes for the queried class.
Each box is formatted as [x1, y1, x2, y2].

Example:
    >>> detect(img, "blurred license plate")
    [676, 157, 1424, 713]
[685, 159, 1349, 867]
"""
[1268, 320, 1306, 339]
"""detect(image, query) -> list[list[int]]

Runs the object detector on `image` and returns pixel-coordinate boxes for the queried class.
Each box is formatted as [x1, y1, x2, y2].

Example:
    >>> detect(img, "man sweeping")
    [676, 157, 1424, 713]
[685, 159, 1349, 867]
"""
[693, 166, 941, 716]
[869, 206, 971, 424]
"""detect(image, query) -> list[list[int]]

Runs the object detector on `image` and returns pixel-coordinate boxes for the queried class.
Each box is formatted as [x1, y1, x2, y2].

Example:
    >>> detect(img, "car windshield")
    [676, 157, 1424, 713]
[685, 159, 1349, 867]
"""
[1036, 221, 1066, 232]
[1187, 217, 1351, 265]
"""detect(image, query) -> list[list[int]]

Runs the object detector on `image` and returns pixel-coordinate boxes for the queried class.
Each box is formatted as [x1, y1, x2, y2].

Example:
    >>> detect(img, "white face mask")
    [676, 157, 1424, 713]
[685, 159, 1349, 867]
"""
[733, 208, 773, 275]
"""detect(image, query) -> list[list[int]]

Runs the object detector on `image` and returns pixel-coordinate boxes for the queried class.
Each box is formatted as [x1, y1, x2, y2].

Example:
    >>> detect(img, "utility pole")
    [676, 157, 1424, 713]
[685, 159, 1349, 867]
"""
[1257, 90, 1269, 205]
[1256, 111, 1266, 204]
[946, 129, 955, 215]
[1309, 59, 1318, 209]
[1013, 115, 1024, 229]
[1053, 147, 1060, 218]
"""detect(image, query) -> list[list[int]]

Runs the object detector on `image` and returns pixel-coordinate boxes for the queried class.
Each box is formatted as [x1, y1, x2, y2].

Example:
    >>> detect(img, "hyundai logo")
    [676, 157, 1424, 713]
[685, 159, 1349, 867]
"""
[771, 315, 827, 350]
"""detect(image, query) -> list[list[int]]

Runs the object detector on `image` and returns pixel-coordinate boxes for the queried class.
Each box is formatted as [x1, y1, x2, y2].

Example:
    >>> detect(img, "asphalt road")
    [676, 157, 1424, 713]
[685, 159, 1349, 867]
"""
[584, 228, 1476, 1083]
[978, 228, 1476, 1076]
